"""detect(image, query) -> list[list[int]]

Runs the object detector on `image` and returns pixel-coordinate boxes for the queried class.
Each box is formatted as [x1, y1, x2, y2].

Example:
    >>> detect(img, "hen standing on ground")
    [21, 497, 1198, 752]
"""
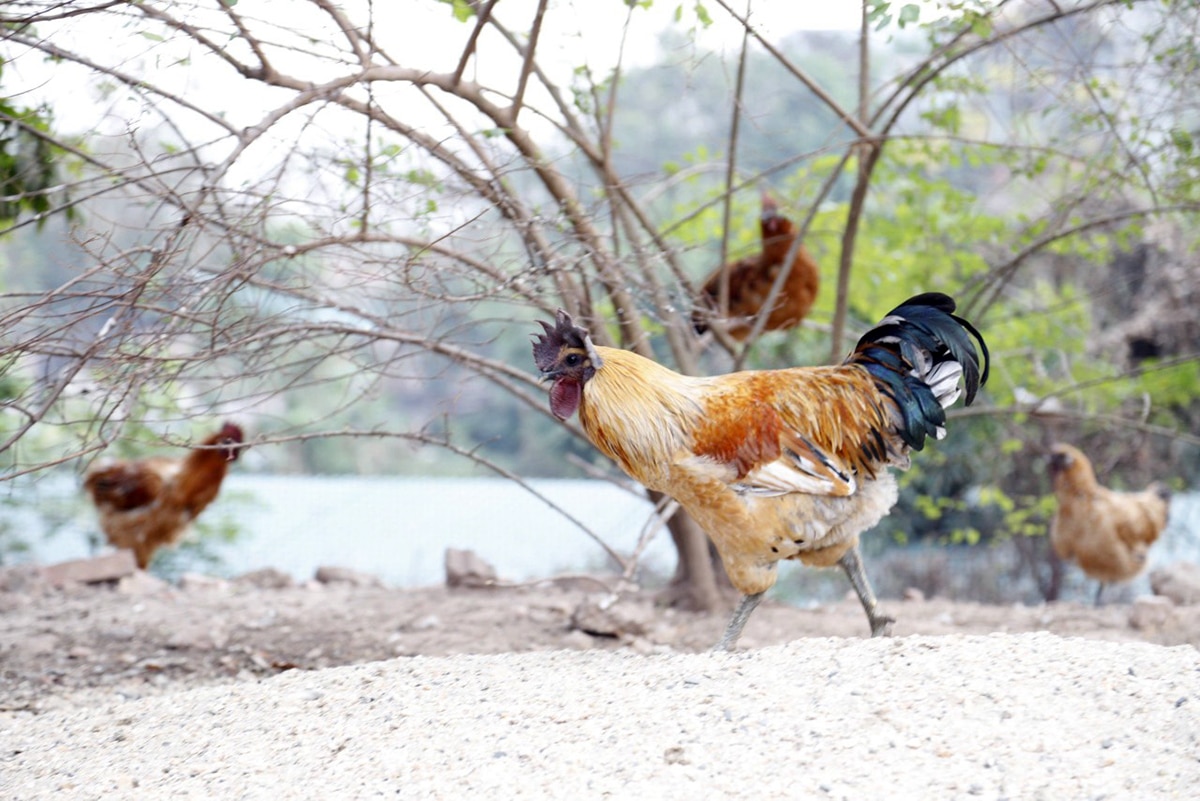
[1048, 442, 1170, 604]
[535, 293, 988, 650]
[83, 423, 246, 569]
[693, 192, 820, 341]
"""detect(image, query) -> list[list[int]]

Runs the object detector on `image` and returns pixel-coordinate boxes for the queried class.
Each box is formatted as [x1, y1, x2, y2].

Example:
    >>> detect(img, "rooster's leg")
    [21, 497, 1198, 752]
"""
[713, 591, 764, 652]
[838, 546, 895, 637]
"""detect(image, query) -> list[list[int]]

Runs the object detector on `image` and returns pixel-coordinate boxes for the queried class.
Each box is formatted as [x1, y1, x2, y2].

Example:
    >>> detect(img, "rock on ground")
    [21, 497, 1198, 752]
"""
[1151, 561, 1200, 605]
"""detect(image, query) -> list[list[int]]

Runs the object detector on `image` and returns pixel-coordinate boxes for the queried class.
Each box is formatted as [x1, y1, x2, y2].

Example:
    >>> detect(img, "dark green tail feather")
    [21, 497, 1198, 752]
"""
[849, 293, 989, 451]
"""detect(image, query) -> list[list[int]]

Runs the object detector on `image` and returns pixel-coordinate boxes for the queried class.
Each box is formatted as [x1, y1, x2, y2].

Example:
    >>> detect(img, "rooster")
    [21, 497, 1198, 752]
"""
[1048, 442, 1170, 605]
[83, 423, 246, 569]
[693, 193, 820, 341]
[534, 293, 988, 650]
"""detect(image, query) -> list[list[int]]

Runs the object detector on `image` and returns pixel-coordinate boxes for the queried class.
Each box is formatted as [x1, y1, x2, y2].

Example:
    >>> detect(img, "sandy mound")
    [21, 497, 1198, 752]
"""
[3, 633, 1198, 799]
[2, 570, 1198, 797]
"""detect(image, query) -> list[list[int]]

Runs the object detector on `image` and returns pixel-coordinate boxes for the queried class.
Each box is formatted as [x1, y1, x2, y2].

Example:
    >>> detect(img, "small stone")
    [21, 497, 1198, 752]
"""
[443, 549, 498, 588]
[117, 571, 170, 596]
[166, 623, 229, 650]
[39, 552, 137, 586]
[1129, 595, 1174, 631]
[561, 630, 595, 650]
[1149, 562, 1200, 605]
[570, 594, 651, 638]
[663, 746, 689, 765]
[314, 566, 384, 587]
[0, 564, 46, 593]
[177, 573, 231, 592]
[234, 568, 296, 590]
[407, 614, 441, 632]
[628, 637, 659, 655]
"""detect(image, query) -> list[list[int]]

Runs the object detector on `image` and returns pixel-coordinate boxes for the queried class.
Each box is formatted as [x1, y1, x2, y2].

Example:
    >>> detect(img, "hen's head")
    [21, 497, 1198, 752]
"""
[1047, 442, 1092, 489]
[760, 192, 793, 241]
[1048, 443, 1079, 473]
[532, 310, 604, 421]
[213, 422, 246, 462]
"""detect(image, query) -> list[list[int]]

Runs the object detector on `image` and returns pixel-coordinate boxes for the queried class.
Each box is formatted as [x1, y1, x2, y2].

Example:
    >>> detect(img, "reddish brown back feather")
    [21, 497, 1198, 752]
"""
[84, 464, 165, 511]
[692, 395, 783, 480]
[689, 368, 896, 487]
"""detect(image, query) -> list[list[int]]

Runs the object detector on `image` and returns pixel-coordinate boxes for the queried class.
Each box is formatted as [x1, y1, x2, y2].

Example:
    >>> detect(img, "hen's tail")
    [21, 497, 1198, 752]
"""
[847, 292, 989, 451]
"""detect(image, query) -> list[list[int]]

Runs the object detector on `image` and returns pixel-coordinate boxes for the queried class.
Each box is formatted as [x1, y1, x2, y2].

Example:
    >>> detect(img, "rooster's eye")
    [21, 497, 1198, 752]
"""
[564, 353, 583, 367]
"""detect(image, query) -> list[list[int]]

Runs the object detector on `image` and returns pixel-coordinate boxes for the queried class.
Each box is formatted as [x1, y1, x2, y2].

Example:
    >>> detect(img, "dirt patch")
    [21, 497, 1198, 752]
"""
[2, 564, 1197, 715]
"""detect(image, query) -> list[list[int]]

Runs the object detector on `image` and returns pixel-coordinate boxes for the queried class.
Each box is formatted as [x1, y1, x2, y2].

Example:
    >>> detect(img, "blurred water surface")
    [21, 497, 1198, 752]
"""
[16, 475, 674, 585]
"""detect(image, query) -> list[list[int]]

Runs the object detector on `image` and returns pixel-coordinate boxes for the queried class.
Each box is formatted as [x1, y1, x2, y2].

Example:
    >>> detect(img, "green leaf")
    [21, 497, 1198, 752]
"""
[439, 0, 475, 22]
[867, 1, 892, 26]
[1170, 126, 1194, 155]
[1000, 439, 1024, 455]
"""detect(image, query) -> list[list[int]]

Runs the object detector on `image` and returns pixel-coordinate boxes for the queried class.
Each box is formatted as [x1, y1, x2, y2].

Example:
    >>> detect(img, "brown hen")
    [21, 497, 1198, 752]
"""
[693, 193, 820, 341]
[83, 423, 245, 569]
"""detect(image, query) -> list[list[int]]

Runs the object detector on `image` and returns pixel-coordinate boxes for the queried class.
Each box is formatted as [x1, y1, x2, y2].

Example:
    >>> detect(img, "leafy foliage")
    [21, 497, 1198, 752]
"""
[0, 59, 71, 227]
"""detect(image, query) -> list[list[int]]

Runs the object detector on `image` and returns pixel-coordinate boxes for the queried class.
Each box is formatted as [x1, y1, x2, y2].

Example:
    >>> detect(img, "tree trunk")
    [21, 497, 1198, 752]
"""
[1014, 534, 1063, 602]
[1044, 549, 1065, 602]
[650, 491, 731, 612]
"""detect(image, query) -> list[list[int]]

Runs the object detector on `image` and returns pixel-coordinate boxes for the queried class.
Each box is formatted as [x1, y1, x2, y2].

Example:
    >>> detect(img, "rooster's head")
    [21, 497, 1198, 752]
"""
[532, 310, 604, 421]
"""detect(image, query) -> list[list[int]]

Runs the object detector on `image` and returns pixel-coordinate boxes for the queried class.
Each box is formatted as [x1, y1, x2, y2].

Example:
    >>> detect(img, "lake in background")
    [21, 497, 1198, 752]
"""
[210, 476, 678, 585]
[8, 475, 1199, 594]
[15, 475, 676, 585]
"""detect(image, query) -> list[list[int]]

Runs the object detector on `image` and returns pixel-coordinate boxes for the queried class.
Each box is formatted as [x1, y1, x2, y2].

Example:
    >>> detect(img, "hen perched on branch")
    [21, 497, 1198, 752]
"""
[83, 423, 246, 569]
[1048, 442, 1170, 605]
[693, 193, 820, 341]
[535, 293, 988, 650]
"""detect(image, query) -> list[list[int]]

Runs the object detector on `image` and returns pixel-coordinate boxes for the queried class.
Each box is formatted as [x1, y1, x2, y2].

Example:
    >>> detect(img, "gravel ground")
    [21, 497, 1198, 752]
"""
[3, 632, 1198, 799]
